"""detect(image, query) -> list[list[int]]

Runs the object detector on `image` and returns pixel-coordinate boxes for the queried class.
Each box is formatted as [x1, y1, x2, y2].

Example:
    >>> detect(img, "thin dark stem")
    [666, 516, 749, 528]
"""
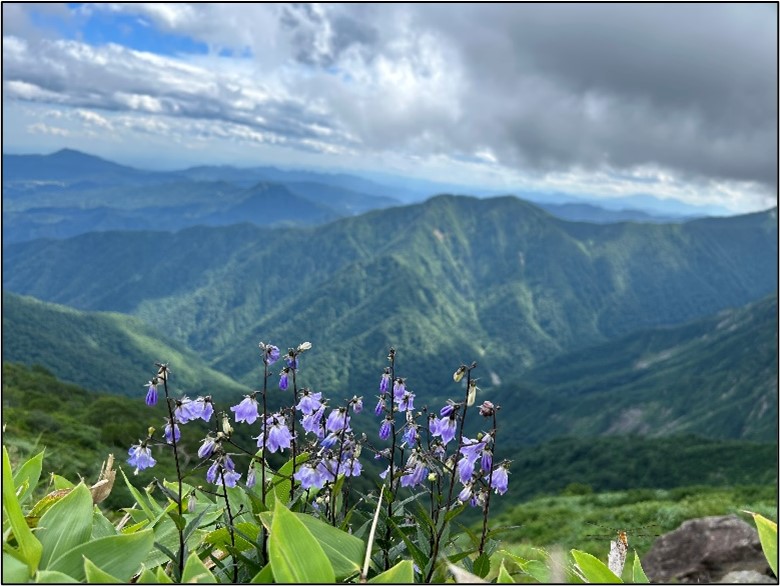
[330, 411, 351, 525]
[290, 369, 298, 502]
[161, 377, 185, 578]
[219, 467, 239, 583]
[261, 361, 269, 560]
[479, 411, 498, 555]
[424, 365, 474, 583]
[383, 352, 396, 570]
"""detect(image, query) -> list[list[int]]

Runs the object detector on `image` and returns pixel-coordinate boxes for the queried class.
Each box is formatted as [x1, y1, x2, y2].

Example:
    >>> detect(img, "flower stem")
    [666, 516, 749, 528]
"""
[161, 376, 185, 579]
[479, 411, 498, 555]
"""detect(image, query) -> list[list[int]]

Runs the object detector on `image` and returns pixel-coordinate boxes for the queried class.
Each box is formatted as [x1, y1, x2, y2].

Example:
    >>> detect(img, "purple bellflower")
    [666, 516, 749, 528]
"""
[260, 343, 281, 366]
[257, 414, 292, 453]
[175, 397, 201, 423]
[379, 371, 391, 393]
[145, 382, 157, 406]
[397, 391, 415, 412]
[296, 390, 323, 415]
[379, 418, 392, 441]
[491, 463, 510, 495]
[164, 419, 181, 445]
[198, 436, 217, 459]
[231, 395, 260, 424]
[127, 442, 156, 475]
[279, 368, 290, 391]
[374, 397, 385, 417]
[326, 407, 350, 433]
[194, 396, 214, 422]
[393, 379, 407, 402]
[294, 463, 327, 490]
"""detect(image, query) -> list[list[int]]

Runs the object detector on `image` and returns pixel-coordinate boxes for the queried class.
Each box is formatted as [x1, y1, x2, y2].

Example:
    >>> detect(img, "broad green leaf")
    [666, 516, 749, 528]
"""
[250, 563, 275, 583]
[499, 550, 550, 583]
[473, 553, 491, 578]
[136, 567, 161, 583]
[632, 551, 649, 583]
[3, 551, 31, 582]
[51, 475, 74, 491]
[83, 558, 122, 583]
[368, 559, 415, 583]
[447, 562, 489, 583]
[571, 549, 622, 583]
[265, 453, 309, 507]
[91, 508, 117, 539]
[295, 512, 365, 579]
[35, 569, 80, 583]
[181, 552, 217, 583]
[269, 500, 335, 583]
[119, 468, 156, 520]
[497, 560, 516, 583]
[37, 483, 93, 568]
[48, 528, 154, 581]
[205, 521, 259, 552]
[155, 566, 174, 583]
[748, 512, 778, 577]
[13, 450, 44, 505]
[3, 446, 43, 574]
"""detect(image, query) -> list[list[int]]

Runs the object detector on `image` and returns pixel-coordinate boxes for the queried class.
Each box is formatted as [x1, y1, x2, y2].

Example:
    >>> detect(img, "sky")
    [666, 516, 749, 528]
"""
[2, 3, 777, 213]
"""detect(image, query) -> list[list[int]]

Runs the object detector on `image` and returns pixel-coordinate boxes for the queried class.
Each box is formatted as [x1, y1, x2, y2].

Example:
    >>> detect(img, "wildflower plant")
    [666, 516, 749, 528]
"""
[114, 343, 514, 583]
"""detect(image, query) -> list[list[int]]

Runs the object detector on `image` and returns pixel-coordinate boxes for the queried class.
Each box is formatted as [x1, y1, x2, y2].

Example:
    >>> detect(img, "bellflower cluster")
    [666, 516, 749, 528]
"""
[259, 342, 281, 366]
[207, 454, 241, 488]
[430, 404, 458, 445]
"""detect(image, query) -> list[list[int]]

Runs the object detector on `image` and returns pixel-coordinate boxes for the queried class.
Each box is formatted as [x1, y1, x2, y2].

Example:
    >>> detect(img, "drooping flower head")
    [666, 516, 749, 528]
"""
[257, 413, 292, 453]
[402, 424, 418, 446]
[195, 396, 214, 422]
[198, 435, 218, 459]
[294, 462, 328, 490]
[285, 350, 298, 370]
[374, 397, 385, 417]
[279, 367, 290, 391]
[206, 457, 241, 488]
[164, 418, 180, 445]
[392, 378, 407, 402]
[127, 442, 156, 475]
[259, 342, 281, 366]
[379, 370, 391, 393]
[397, 391, 415, 412]
[145, 381, 158, 406]
[246, 465, 257, 488]
[301, 404, 326, 438]
[174, 397, 201, 424]
[350, 395, 363, 414]
[430, 412, 457, 445]
[231, 394, 260, 424]
[491, 462, 510, 495]
[399, 451, 427, 489]
[296, 389, 323, 415]
[325, 407, 350, 433]
[379, 418, 392, 441]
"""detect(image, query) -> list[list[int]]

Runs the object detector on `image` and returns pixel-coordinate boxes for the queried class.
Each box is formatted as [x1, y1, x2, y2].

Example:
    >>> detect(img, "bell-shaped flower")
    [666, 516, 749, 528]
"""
[296, 390, 323, 415]
[145, 382, 158, 406]
[231, 395, 260, 424]
[164, 419, 180, 445]
[127, 442, 156, 475]
[491, 464, 509, 495]
[326, 408, 350, 433]
[175, 397, 201, 423]
[379, 418, 392, 441]
[198, 435, 217, 459]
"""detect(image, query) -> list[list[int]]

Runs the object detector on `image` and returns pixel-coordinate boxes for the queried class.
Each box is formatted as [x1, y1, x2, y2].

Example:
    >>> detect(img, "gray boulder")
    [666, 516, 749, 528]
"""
[641, 514, 775, 583]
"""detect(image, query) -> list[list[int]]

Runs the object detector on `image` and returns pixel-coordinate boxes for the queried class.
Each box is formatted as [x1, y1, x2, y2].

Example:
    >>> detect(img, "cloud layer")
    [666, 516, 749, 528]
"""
[2, 3, 777, 211]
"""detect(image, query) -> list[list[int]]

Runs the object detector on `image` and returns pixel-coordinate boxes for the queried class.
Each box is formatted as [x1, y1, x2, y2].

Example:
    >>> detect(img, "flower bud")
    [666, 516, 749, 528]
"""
[478, 401, 495, 417]
[427, 472, 437, 482]
[453, 365, 467, 382]
[297, 341, 312, 352]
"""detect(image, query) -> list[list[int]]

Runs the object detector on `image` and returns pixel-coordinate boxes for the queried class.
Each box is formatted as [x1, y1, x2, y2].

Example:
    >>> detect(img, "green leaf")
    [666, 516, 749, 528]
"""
[473, 553, 491, 578]
[136, 567, 161, 583]
[181, 552, 217, 583]
[295, 513, 365, 580]
[34, 569, 80, 583]
[3, 446, 43, 574]
[571, 549, 622, 583]
[119, 468, 156, 520]
[48, 528, 154, 581]
[268, 500, 335, 583]
[37, 483, 94, 569]
[13, 450, 45, 505]
[155, 566, 174, 583]
[91, 508, 117, 539]
[51, 475, 74, 491]
[3, 552, 31, 583]
[250, 563, 275, 584]
[205, 521, 259, 552]
[747, 511, 778, 577]
[83, 558, 122, 583]
[499, 550, 550, 583]
[368, 559, 415, 583]
[631, 551, 649, 584]
[265, 453, 309, 507]
[497, 560, 516, 583]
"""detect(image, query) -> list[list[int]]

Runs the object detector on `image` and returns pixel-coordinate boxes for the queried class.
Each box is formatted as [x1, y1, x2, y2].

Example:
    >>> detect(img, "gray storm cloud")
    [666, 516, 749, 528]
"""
[2, 3, 777, 193]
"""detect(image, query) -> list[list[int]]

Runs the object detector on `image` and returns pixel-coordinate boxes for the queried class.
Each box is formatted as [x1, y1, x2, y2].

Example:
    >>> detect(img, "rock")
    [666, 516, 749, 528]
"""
[641, 514, 774, 583]
[720, 570, 778, 583]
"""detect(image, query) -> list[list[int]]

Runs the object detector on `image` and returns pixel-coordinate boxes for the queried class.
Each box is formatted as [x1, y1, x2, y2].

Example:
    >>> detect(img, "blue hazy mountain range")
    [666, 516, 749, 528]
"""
[2, 149, 732, 243]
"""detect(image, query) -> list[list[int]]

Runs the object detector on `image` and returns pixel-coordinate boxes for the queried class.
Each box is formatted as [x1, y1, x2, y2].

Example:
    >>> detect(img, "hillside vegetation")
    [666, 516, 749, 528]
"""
[4, 196, 776, 402]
